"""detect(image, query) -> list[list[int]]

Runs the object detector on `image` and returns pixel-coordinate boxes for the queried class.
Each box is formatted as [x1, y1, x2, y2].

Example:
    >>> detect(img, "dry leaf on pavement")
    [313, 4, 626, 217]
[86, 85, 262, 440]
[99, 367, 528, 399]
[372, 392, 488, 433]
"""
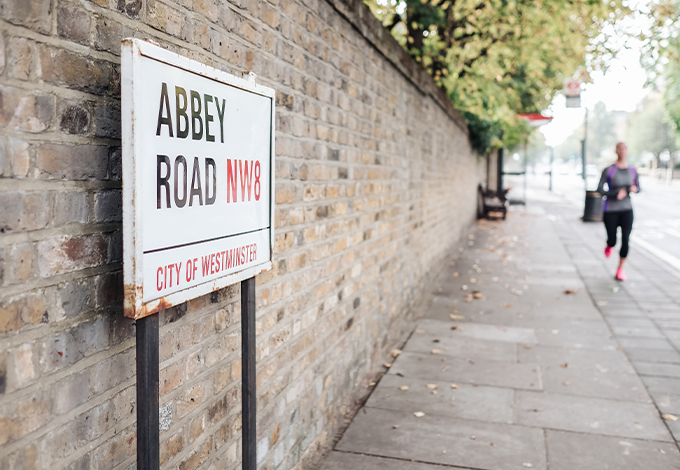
[426, 384, 438, 389]
[551, 329, 559, 335]
[450, 314, 465, 320]
[451, 384, 459, 389]
[597, 300, 608, 306]
[524, 344, 532, 349]
[393, 424, 401, 429]
[563, 289, 578, 295]
[453, 272, 460, 277]
[391, 349, 402, 358]
[662, 413, 679, 421]
[399, 386, 409, 391]
[368, 382, 376, 386]
[451, 325, 458, 330]
[511, 289, 524, 296]
[413, 411, 425, 417]
[501, 303, 512, 308]
[464, 294, 474, 302]
[473, 291, 484, 299]
[383, 363, 392, 368]
[560, 363, 568, 368]
[431, 349, 441, 354]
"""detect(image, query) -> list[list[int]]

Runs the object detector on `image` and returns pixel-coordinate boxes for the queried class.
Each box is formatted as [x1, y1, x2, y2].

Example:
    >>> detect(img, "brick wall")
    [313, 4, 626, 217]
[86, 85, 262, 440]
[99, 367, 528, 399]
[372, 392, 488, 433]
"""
[0, 0, 482, 468]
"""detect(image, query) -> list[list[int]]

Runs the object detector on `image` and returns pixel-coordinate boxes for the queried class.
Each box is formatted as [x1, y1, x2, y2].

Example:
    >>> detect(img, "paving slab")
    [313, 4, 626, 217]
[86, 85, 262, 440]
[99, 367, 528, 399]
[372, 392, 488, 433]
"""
[641, 376, 680, 395]
[624, 348, 680, 364]
[405, 323, 518, 362]
[617, 338, 676, 351]
[440, 322, 537, 344]
[390, 351, 542, 390]
[336, 408, 547, 470]
[516, 391, 672, 441]
[546, 430, 680, 470]
[318, 452, 448, 470]
[633, 361, 680, 379]
[518, 346, 649, 401]
[366, 374, 515, 424]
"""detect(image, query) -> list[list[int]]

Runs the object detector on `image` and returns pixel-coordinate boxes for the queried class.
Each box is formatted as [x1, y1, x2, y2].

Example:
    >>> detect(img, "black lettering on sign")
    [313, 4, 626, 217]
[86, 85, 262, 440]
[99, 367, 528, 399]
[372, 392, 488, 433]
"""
[156, 83, 173, 137]
[205, 158, 216, 205]
[191, 91, 203, 140]
[215, 97, 226, 143]
[174, 156, 188, 208]
[189, 157, 203, 206]
[175, 86, 189, 139]
[157, 155, 171, 208]
[204, 95, 215, 142]
[156, 86, 226, 143]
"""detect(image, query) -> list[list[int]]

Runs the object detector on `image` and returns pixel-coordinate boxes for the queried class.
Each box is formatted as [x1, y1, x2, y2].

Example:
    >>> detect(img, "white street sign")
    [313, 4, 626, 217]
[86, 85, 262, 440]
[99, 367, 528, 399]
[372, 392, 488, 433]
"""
[121, 39, 274, 319]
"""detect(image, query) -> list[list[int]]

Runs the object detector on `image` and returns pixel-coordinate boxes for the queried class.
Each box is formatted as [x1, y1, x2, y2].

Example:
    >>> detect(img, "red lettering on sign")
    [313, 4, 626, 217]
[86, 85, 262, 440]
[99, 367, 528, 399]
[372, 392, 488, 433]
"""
[239, 160, 253, 201]
[227, 159, 238, 202]
[202, 255, 210, 276]
[157, 267, 164, 291]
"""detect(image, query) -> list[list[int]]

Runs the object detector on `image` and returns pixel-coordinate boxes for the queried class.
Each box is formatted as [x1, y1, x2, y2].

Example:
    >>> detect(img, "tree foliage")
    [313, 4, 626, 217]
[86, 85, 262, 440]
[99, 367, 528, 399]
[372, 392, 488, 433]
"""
[366, 0, 629, 154]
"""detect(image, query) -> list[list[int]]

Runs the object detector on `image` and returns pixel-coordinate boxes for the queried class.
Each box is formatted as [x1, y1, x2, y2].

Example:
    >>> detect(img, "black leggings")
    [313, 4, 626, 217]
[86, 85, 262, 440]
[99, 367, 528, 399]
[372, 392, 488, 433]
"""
[603, 210, 634, 258]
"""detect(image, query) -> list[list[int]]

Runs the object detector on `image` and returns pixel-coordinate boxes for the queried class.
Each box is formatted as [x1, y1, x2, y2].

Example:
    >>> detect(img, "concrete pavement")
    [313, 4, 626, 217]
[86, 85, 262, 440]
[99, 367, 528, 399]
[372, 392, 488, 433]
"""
[317, 189, 680, 470]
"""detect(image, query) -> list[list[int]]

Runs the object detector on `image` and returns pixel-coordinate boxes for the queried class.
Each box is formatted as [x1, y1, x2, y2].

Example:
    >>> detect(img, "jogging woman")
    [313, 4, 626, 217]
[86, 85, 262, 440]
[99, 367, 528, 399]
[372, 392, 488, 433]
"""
[597, 142, 640, 281]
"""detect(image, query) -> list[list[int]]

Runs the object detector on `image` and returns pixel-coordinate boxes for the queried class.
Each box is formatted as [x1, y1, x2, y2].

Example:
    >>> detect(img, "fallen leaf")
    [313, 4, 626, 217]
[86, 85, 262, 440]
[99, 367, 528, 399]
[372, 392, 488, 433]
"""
[413, 411, 425, 417]
[523, 464, 533, 468]
[492, 276, 500, 281]
[442, 449, 447, 453]
[563, 381, 570, 386]
[662, 413, 679, 421]
[450, 314, 465, 320]
[524, 344, 532, 349]
[490, 442, 496, 447]
[563, 289, 578, 295]
[451, 384, 459, 389]
[464, 294, 474, 302]
[472, 291, 484, 299]
[391, 349, 402, 358]
[660, 449, 666, 454]
[451, 325, 458, 330]
[470, 278, 478, 284]
[470, 435, 477, 440]
[426, 384, 438, 390]
[383, 363, 392, 368]
[368, 382, 376, 386]
[511, 289, 523, 296]
[393, 424, 401, 429]
[551, 329, 559, 335]
[431, 349, 441, 354]
[461, 284, 469, 291]
[399, 386, 409, 391]
[416, 329, 425, 333]
[597, 300, 608, 306]
[453, 272, 460, 277]
[560, 363, 568, 368]
[501, 303, 512, 308]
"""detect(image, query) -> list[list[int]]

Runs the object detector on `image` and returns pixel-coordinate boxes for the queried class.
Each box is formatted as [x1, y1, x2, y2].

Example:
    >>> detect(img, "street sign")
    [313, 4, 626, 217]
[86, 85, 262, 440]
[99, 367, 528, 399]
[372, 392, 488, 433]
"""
[122, 39, 275, 319]
[563, 78, 581, 108]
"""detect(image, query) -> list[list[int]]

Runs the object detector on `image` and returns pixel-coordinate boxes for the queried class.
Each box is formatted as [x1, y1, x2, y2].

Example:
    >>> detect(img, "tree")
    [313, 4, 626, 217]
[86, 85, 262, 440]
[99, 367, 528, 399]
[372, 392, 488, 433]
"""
[366, 0, 630, 154]
[627, 93, 678, 165]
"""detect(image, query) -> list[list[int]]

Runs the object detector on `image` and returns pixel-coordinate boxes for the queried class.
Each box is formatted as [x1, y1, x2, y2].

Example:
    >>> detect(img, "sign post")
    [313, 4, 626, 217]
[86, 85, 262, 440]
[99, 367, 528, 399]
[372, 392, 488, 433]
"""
[122, 38, 274, 470]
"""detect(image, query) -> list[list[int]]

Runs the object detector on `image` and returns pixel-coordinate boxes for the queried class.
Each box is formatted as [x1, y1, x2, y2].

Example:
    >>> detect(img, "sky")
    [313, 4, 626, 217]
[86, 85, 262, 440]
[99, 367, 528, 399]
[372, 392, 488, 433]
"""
[540, 6, 652, 147]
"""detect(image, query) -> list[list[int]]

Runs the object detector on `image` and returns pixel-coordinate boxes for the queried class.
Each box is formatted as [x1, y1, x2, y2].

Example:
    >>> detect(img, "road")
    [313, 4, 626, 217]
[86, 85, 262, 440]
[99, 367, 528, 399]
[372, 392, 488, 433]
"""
[523, 171, 680, 274]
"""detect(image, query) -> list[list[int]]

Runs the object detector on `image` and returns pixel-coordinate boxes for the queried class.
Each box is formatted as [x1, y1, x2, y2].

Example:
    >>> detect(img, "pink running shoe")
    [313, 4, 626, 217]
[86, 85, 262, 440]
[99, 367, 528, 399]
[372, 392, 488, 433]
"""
[604, 246, 612, 258]
[615, 267, 626, 281]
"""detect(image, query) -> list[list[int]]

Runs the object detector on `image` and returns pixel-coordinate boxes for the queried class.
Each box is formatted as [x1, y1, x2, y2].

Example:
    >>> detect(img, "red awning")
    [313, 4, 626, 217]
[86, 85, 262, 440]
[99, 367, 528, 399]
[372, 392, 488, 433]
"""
[518, 113, 553, 127]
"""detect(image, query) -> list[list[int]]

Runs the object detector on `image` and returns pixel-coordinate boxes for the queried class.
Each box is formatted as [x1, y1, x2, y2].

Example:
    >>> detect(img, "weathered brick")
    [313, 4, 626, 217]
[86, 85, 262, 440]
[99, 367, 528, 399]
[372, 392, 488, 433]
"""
[57, 4, 92, 44]
[58, 100, 91, 135]
[38, 233, 109, 277]
[0, 33, 5, 75]
[58, 280, 92, 317]
[9, 138, 30, 177]
[37, 144, 109, 180]
[5, 242, 34, 284]
[38, 45, 115, 95]
[94, 189, 122, 222]
[91, 349, 134, 395]
[0, 191, 50, 233]
[0, 85, 53, 133]
[96, 271, 123, 307]
[7, 37, 36, 81]
[43, 316, 111, 372]
[53, 371, 90, 414]
[0, 0, 52, 34]
[54, 191, 89, 225]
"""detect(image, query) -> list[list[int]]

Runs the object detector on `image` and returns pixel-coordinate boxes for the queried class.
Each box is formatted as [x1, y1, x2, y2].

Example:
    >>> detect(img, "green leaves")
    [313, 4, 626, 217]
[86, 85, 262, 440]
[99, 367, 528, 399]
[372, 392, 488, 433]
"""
[366, 0, 629, 154]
